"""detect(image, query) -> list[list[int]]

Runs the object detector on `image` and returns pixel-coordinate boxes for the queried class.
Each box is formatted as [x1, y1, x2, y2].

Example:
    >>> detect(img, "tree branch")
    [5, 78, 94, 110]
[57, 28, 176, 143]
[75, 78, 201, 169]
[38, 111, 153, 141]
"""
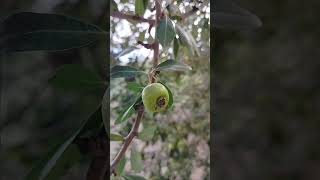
[110, 105, 144, 174]
[109, 0, 162, 176]
[111, 11, 155, 25]
[150, 0, 161, 83]
[137, 41, 155, 49]
[181, 6, 199, 20]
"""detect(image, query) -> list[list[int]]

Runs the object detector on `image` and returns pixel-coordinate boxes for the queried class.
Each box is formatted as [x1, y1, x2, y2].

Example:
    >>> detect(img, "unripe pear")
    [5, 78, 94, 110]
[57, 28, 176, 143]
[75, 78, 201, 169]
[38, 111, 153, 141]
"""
[142, 83, 169, 112]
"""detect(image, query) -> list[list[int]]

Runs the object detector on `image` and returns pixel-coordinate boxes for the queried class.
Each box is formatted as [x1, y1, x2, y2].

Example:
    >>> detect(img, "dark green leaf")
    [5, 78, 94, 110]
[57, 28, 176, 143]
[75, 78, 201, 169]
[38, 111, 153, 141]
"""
[135, 0, 148, 16]
[122, 173, 146, 180]
[49, 64, 105, 92]
[101, 88, 109, 136]
[175, 24, 200, 56]
[156, 59, 192, 72]
[78, 106, 104, 138]
[138, 32, 145, 42]
[138, 124, 157, 141]
[115, 157, 126, 175]
[173, 37, 180, 58]
[127, 82, 144, 93]
[215, 0, 262, 29]
[114, 95, 142, 124]
[44, 144, 82, 180]
[111, 65, 146, 79]
[0, 12, 106, 52]
[156, 16, 176, 48]
[25, 105, 101, 180]
[110, 133, 124, 141]
[111, 0, 118, 13]
[130, 145, 143, 173]
[158, 82, 173, 109]
[114, 103, 135, 125]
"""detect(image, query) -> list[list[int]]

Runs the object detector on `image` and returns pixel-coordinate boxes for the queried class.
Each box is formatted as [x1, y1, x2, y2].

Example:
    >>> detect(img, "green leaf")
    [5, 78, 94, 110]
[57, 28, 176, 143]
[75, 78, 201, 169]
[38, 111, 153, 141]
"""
[173, 37, 180, 58]
[122, 173, 146, 180]
[127, 82, 144, 93]
[114, 103, 135, 125]
[175, 24, 200, 56]
[25, 105, 101, 180]
[115, 157, 126, 175]
[158, 82, 173, 109]
[156, 16, 176, 48]
[138, 124, 157, 141]
[78, 106, 104, 138]
[215, 0, 262, 30]
[101, 88, 110, 137]
[135, 0, 148, 16]
[156, 59, 192, 72]
[0, 12, 106, 52]
[111, 65, 146, 79]
[114, 95, 142, 124]
[111, 0, 118, 13]
[130, 145, 143, 173]
[110, 133, 124, 141]
[138, 32, 145, 42]
[44, 144, 82, 180]
[49, 64, 105, 92]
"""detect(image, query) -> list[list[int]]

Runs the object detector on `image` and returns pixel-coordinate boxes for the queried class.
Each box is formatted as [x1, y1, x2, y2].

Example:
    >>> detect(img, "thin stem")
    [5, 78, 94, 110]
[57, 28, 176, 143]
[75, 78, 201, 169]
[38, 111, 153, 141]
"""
[111, 11, 155, 25]
[110, 106, 144, 173]
[150, 0, 161, 83]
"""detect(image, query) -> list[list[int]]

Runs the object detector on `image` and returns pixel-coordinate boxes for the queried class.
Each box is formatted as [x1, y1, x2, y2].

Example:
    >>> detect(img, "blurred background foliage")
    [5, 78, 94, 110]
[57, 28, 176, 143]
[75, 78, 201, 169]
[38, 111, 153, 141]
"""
[213, 0, 320, 180]
[0, 0, 107, 179]
[110, 0, 210, 179]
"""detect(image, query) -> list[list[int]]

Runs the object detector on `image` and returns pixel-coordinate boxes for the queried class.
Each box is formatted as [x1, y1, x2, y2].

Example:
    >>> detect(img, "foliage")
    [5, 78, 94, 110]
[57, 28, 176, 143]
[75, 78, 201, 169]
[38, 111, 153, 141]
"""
[0, 0, 262, 179]
[110, 0, 211, 179]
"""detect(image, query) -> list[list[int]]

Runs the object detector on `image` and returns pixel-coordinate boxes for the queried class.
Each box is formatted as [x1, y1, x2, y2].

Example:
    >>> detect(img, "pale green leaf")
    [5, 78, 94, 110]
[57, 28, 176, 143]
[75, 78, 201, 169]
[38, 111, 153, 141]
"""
[127, 82, 144, 93]
[138, 124, 157, 141]
[130, 145, 143, 173]
[156, 59, 192, 72]
[156, 16, 176, 48]
[110, 133, 124, 141]
[111, 65, 146, 79]
[116, 157, 127, 175]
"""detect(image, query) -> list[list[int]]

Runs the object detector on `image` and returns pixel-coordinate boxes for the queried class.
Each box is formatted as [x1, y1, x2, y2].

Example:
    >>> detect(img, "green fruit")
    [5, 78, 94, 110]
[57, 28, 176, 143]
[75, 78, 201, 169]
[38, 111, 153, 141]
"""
[142, 83, 170, 112]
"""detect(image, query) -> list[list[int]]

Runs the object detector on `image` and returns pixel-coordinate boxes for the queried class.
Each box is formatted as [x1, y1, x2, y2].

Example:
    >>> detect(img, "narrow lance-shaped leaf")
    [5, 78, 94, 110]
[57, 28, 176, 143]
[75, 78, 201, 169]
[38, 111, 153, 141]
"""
[156, 59, 192, 72]
[111, 0, 118, 13]
[130, 144, 143, 173]
[25, 105, 102, 180]
[114, 95, 142, 124]
[101, 87, 110, 137]
[49, 64, 106, 92]
[135, 0, 149, 16]
[111, 65, 146, 78]
[122, 173, 146, 180]
[156, 16, 176, 48]
[175, 24, 200, 56]
[115, 157, 126, 175]
[173, 37, 180, 58]
[110, 133, 124, 141]
[127, 82, 144, 93]
[0, 12, 106, 52]
[214, 0, 262, 30]
[138, 124, 157, 141]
